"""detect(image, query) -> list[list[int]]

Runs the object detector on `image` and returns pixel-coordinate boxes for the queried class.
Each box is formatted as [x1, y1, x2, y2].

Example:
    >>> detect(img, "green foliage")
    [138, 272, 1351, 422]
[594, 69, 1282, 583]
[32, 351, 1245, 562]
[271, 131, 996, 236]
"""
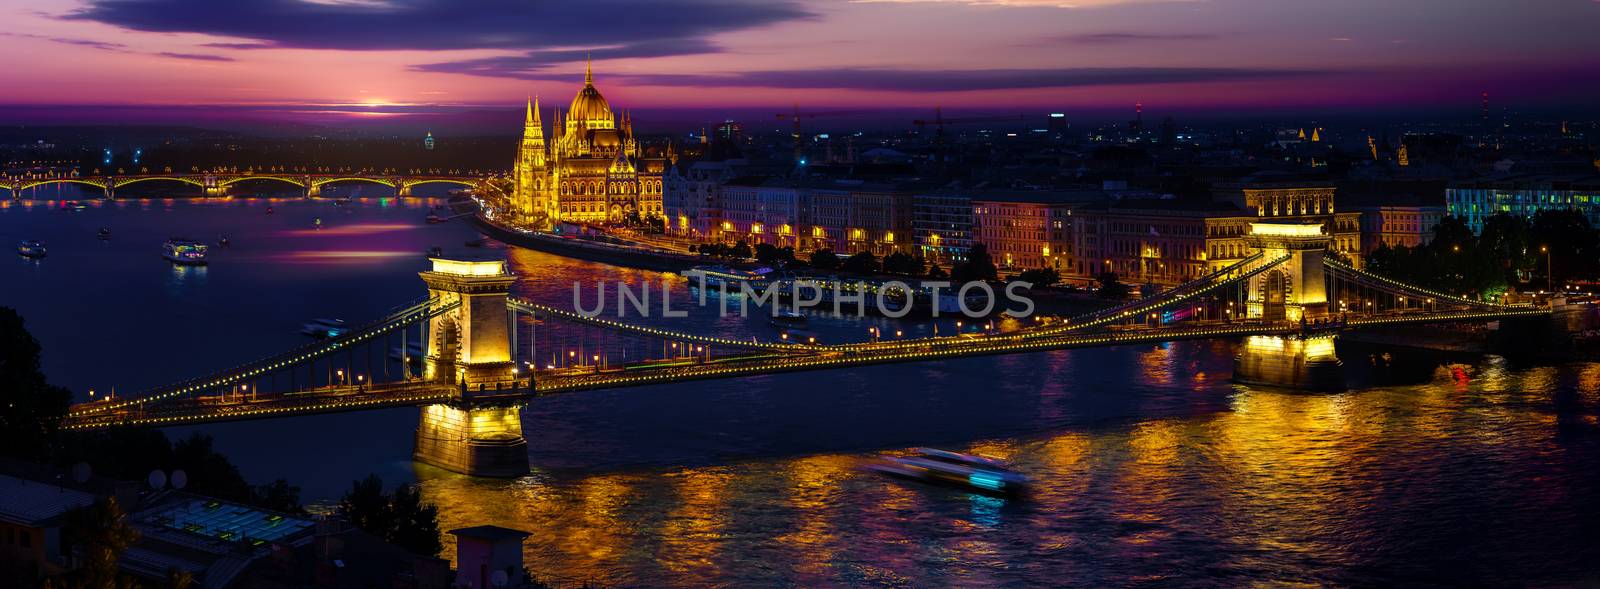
[339, 474, 444, 557]
[1015, 268, 1061, 288]
[730, 240, 753, 259]
[56, 430, 304, 514]
[753, 243, 797, 264]
[0, 307, 72, 459]
[1360, 211, 1600, 299]
[881, 251, 924, 275]
[1095, 272, 1130, 300]
[810, 248, 840, 270]
[952, 243, 999, 284]
[842, 251, 880, 274]
[63, 497, 141, 589]
[926, 263, 948, 279]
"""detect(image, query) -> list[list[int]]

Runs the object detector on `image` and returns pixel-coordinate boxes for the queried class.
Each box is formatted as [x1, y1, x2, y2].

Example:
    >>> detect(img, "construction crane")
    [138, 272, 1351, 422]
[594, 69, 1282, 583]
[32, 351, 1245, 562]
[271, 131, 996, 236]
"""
[776, 105, 873, 165]
[912, 107, 1026, 172]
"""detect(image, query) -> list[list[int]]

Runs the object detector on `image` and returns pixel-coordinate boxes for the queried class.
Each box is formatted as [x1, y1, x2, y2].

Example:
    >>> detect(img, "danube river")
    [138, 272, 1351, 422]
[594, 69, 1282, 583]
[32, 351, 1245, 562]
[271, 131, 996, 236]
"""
[5, 199, 1600, 587]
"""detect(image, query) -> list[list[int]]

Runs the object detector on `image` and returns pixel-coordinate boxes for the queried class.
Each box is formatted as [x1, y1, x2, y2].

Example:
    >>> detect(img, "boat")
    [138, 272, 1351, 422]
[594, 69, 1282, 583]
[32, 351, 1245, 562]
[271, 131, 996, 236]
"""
[266, 206, 275, 214]
[300, 318, 347, 339]
[97, 227, 112, 240]
[426, 212, 444, 224]
[464, 238, 488, 248]
[770, 309, 807, 328]
[682, 265, 771, 291]
[426, 246, 444, 258]
[161, 238, 208, 265]
[63, 200, 86, 212]
[218, 235, 230, 248]
[313, 217, 323, 229]
[866, 448, 1030, 497]
[17, 240, 47, 258]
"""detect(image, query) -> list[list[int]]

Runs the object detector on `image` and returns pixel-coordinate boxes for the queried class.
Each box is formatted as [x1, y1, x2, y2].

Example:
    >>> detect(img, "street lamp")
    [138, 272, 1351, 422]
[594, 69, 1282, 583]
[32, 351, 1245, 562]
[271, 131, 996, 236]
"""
[1540, 245, 1552, 292]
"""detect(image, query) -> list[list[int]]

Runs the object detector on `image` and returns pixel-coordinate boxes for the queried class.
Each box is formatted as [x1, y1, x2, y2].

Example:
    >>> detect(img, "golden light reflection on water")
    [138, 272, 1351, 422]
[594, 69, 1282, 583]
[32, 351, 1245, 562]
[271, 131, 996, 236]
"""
[414, 351, 1600, 587]
[275, 250, 419, 264]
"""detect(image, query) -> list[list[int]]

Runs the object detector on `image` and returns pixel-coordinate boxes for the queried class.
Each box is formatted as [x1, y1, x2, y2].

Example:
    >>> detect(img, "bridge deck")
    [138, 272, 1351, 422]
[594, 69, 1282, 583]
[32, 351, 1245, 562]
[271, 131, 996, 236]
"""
[63, 306, 1545, 430]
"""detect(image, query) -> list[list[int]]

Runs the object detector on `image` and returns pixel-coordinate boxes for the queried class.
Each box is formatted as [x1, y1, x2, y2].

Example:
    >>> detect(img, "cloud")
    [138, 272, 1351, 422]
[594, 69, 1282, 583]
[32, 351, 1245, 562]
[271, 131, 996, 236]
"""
[1051, 32, 1220, 44]
[66, 0, 813, 52]
[462, 66, 1343, 91]
[0, 32, 129, 52]
[158, 52, 235, 61]
[412, 39, 722, 79]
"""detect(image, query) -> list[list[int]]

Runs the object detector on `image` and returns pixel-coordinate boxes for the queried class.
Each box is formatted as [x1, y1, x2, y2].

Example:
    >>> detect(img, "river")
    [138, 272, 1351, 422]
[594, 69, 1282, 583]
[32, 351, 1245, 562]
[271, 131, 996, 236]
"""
[4, 198, 1600, 587]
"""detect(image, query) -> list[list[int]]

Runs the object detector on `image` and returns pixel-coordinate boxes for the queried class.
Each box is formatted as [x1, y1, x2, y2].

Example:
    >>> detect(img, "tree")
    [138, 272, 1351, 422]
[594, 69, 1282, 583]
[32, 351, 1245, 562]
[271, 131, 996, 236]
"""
[339, 475, 444, 557]
[388, 484, 444, 557]
[882, 251, 923, 275]
[811, 249, 840, 270]
[843, 251, 880, 274]
[64, 497, 140, 588]
[0, 307, 71, 459]
[1016, 268, 1060, 288]
[1095, 272, 1130, 300]
[927, 263, 948, 279]
[730, 240, 753, 260]
[952, 243, 998, 284]
[339, 474, 394, 536]
[754, 243, 781, 263]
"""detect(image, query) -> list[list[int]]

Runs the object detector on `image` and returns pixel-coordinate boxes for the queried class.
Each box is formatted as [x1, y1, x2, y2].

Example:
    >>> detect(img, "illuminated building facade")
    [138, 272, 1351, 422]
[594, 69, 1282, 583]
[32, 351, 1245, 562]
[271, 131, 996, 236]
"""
[512, 63, 667, 228]
[1446, 174, 1600, 234]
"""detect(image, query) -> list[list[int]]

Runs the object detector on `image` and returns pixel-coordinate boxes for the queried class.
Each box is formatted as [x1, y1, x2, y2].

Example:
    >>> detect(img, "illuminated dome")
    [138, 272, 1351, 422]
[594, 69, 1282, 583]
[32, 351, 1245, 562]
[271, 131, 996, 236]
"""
[567, 62, 613, 127]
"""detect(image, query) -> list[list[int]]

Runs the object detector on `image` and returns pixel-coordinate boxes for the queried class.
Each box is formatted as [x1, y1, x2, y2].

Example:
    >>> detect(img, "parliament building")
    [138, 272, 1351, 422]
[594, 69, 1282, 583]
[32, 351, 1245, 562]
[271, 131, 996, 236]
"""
[512, 63, 667, 228]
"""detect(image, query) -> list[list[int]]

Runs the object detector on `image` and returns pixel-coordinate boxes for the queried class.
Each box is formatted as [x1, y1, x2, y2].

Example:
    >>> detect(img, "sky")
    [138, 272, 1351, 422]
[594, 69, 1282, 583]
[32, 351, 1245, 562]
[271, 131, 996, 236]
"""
[1, 0, 1598, 126]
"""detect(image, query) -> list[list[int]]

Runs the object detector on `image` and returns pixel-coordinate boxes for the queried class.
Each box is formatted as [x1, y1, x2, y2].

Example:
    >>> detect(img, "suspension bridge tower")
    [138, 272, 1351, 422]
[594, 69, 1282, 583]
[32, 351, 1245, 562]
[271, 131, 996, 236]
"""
[1234, 222, 1345, 390]
[413, 257, 530, 477]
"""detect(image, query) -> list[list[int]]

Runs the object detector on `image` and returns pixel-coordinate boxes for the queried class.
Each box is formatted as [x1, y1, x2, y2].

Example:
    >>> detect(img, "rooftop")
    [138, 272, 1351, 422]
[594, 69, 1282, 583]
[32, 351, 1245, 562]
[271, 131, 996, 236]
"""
[0, 473, 97, 526]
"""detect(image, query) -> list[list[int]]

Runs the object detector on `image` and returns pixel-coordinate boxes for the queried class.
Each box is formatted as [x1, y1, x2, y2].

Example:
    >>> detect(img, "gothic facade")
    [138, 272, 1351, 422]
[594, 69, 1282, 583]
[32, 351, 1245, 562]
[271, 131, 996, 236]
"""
[512, 64, 666, 228]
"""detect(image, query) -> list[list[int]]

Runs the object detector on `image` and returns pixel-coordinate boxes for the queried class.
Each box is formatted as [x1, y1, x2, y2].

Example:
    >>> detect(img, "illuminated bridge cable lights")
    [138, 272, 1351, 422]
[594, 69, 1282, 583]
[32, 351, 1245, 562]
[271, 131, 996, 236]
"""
[69, 297, 457, 416]
[1323, 258, 1523, 310]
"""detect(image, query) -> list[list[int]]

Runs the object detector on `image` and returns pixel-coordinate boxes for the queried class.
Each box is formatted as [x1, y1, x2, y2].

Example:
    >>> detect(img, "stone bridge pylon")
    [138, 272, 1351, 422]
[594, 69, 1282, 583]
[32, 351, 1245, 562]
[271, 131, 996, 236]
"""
[413, 257, 529, 477]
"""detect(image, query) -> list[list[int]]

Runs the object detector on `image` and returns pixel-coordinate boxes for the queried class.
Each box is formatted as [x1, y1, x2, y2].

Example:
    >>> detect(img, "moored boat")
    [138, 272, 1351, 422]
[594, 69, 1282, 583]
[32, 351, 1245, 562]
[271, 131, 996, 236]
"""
[17, 240, 47, 258]
[162, 238, 208, 265]
[97, 227, 112, 240]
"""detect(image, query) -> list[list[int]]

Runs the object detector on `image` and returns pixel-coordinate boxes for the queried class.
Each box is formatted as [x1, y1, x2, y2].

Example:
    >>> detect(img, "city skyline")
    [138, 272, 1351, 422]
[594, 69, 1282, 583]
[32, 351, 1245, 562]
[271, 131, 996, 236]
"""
[2, 0, 1599, 126]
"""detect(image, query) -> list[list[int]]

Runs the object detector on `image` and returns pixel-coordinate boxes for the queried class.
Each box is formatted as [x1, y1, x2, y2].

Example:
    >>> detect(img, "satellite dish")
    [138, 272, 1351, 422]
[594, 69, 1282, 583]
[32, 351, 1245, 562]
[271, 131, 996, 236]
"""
[148, 469, 167, 490]
[71, 462, 92, 484]
[170, 470, 188, 490]
[490, 570, 509, 588]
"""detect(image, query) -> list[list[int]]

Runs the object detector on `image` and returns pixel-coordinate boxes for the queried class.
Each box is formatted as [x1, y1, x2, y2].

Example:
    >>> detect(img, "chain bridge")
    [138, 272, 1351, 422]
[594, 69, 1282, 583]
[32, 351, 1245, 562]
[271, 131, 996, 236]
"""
[58, 222, 1546, 477]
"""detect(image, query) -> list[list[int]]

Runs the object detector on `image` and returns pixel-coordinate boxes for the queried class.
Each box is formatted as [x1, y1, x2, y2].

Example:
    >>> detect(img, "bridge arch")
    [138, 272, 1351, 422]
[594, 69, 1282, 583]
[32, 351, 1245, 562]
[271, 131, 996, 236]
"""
[113, 176, 206, 189]
[312, 177, 397, 189]
[219, 176, 307, 189]
[401, 178, 476, 190]
[13, 178, 110, 192]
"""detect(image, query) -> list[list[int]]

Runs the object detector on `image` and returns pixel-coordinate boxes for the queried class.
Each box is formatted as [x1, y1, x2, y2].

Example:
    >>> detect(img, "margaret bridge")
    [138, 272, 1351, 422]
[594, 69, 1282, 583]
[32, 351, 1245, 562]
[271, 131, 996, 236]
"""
[0, 172, 484, 199]
[58, 222, 1548, 477]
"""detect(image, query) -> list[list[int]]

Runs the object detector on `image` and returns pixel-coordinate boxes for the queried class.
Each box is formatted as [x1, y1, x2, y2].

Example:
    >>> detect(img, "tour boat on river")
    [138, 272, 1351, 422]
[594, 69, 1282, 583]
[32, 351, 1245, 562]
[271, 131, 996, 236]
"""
[867, 448, 1030, 497]
[161, 238, 208, 265]
[17, 240, 47, 258]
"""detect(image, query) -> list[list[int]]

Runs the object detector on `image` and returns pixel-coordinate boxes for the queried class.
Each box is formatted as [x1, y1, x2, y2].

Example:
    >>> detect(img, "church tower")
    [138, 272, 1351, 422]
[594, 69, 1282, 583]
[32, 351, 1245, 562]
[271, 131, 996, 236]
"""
[513, 97, 554, 228]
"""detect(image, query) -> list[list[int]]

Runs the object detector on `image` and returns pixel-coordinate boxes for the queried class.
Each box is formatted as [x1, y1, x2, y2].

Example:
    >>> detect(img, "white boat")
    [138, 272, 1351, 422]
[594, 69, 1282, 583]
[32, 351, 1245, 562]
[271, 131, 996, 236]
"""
[300, 318, 346, 339]
[682, 265, 772, 291]
[162, 239, 208, 265]
[867, 448, 1030, 497]
[17, 240, 47, 258]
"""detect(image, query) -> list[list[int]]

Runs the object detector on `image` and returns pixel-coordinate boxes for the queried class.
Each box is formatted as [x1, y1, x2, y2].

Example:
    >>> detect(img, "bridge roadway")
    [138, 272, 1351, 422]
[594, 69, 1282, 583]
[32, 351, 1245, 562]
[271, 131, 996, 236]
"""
[60, 306, 1546, 430]
[1, 172, 482, 197]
